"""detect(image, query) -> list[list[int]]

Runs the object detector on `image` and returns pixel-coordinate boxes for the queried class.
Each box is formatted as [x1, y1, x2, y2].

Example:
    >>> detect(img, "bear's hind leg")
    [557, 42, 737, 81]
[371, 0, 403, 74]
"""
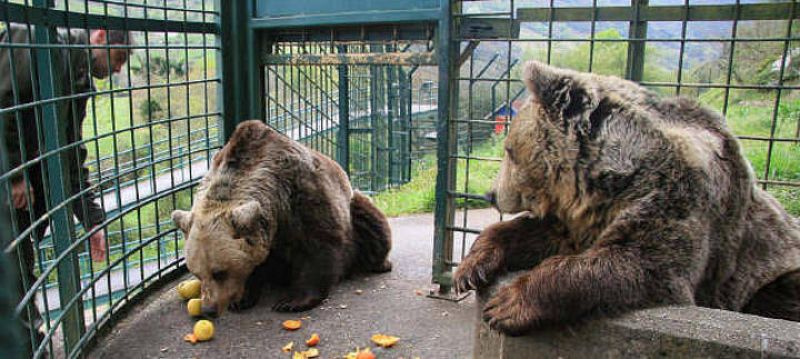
[350, 192, 392, 274]
[743, 269, 800, 322]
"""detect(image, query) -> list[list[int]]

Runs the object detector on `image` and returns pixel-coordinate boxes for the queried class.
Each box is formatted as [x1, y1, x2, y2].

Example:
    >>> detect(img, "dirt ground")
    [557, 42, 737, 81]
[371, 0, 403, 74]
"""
[87, 209, 503, 359]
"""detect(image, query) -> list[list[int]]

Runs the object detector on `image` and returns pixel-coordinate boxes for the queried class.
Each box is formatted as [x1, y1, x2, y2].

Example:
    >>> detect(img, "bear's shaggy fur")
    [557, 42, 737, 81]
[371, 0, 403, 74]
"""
[454, 61, 800, 335]
[172, 120, 392, 315]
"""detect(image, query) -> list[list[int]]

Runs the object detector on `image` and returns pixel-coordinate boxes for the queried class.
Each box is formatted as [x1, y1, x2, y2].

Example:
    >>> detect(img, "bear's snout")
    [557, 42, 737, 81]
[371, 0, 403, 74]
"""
[485, 190, 498, 207]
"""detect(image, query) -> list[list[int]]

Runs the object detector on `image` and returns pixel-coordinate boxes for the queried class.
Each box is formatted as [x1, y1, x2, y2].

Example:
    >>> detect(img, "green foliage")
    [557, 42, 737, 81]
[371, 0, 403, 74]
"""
[138, 98, 164, 120]
[374, 136, 504, 217]
[519, 29, 684, 96]
[131, 55, 187, 77]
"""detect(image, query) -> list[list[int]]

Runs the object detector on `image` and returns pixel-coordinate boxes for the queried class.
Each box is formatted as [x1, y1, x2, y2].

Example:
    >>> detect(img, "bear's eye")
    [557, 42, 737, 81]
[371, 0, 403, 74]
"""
[505, 146, 516, 163]
[212, 270, 227, 282]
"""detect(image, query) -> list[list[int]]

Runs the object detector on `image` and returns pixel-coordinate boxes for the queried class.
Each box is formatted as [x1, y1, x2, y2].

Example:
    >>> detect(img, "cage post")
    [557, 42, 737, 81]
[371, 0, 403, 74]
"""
[398, 66, 410, 183]
[625, 0, 649, 81]
[337, 46, 351, 174]
[218, 0, 264, 140]
[0, 86, 22, 359]
[431, 0, 463, 298]
[386, 50, 397, 186]
[31, 6, 85, 352]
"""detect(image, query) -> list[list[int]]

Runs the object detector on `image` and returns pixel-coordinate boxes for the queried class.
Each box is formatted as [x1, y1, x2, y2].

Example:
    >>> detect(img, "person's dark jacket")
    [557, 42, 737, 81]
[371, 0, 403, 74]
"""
[0, 24, 105, 229]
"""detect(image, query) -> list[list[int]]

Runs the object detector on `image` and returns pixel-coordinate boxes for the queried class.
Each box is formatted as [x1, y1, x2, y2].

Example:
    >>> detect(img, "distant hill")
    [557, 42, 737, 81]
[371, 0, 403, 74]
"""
[464, 0, 760, 71]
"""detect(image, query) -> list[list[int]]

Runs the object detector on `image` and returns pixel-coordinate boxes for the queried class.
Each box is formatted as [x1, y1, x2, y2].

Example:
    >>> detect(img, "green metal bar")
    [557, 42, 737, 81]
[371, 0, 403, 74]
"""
[31, 0, 84, 353]
[762, 0, 796, 189]
[337, 46, 350, 173]
[0, 81, 22, 359]
[250, 9, 439, 29]
[432, 0, 458, 294]
[369, 51, 379, 192]
[625, 0, 648, 82]
[398, 65, 409, 183]
[385, 53, 396, 186]
[262, 52, 438, 66]
[248, 20, 264, 122]
[218, 0, 261, 139]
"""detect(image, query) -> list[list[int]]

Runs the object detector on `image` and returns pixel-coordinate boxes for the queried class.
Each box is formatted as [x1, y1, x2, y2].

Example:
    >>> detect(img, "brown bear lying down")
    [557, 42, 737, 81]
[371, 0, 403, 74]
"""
[172, 120, 392, 316]
[454, 61, 800, 336]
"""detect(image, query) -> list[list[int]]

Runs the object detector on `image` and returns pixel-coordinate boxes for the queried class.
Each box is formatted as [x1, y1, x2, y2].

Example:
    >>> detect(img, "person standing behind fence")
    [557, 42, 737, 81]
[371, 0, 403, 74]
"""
[0, 24, 131, 357]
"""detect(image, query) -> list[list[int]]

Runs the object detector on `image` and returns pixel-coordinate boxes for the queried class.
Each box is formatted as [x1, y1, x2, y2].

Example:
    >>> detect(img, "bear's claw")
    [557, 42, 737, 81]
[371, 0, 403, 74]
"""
[372, 260, 393, 273]
[453, 248, 502, 294]
[272, 295, 323, 312]
[482, 281, 540, 336]
[229, 295, 259, 312]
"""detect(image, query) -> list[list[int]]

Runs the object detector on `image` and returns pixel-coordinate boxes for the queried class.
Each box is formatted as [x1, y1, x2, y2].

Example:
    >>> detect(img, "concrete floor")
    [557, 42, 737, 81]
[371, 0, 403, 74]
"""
[87, 209, 503, 359]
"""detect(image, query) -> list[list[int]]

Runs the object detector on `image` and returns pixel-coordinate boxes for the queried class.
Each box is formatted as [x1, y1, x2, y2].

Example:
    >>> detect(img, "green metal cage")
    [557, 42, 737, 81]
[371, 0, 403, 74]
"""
[1, 0, 799, 357]
[0, 0, 219, 357]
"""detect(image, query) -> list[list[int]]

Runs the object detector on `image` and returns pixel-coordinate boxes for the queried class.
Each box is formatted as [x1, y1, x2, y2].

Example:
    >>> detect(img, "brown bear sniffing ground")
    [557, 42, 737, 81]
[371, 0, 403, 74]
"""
[172, 120, 392, 316]
[454, 60, 800, 336]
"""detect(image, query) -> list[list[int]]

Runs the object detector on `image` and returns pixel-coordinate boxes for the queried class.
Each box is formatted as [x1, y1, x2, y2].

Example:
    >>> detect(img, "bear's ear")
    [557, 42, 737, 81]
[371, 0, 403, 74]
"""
[230, 200, 263, 236]
[522, 61, 595, 126]
[172, 210, 193, 233]
[220, 120, 274, 170]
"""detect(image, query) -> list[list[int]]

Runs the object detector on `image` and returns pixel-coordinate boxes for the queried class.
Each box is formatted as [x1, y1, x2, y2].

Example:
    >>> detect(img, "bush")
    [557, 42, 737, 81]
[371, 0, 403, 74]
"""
[138, 99, 163, 121]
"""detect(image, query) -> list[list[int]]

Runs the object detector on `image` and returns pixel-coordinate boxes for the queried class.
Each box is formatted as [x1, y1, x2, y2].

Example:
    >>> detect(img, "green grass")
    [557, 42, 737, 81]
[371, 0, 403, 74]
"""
[374, 136, 504, 217]
[696, 88, 800, 216]
[769, 187, 800, 216]
[83, 53, 219, 185]
[373, 93, 800, 218]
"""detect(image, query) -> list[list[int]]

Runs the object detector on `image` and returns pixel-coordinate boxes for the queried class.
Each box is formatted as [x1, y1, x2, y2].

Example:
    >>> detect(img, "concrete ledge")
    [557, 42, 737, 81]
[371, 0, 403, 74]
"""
[475, 273, 800, 358]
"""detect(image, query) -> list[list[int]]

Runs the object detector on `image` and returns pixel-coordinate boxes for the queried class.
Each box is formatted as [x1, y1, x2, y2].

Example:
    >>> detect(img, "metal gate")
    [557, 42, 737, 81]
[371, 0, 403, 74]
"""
[262, 39, 439, 193]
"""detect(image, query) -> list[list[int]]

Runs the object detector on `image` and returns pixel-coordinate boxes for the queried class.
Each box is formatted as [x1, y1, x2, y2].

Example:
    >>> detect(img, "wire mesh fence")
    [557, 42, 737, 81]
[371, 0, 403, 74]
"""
[2, 0, 800, 356]
[263, 36, 440, 193]
[0, 0, 219, 357]
[432, 0, 800, 293]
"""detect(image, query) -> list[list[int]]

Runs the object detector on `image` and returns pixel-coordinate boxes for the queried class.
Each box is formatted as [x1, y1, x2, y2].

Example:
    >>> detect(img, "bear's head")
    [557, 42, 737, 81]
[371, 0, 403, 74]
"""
[172, 197, 273, 317]
[489, 61, 639, 217]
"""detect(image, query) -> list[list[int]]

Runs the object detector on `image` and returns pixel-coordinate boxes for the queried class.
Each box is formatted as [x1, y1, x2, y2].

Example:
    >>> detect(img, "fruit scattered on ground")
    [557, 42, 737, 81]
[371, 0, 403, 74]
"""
[348, 347, 376, 359]
[371, 333, 400, 348]
[187, 298, 202, 317]
[183, 333, 198, 344]
[282, 319, 302, 331]
[297, 348, 319, 358]
[177, 279, 201, 300]
[282, 341, 294, 353]
[193, 320, 214, 342]
[305, 333, 320, 347]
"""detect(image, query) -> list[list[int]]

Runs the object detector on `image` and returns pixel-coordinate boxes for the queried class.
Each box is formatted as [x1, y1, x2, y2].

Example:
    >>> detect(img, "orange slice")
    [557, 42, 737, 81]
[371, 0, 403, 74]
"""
[371, 333, 400, 348]
[305, 333, 320, 347]
[282, 319, 302, 331]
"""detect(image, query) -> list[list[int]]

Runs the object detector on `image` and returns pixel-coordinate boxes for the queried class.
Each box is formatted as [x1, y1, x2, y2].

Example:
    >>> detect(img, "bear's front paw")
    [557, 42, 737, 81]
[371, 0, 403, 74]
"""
[454, 247, 503, 294]
[482, 280, 540, 336]
[272, 294, 324, 312]
[229, 291, 259, 312]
